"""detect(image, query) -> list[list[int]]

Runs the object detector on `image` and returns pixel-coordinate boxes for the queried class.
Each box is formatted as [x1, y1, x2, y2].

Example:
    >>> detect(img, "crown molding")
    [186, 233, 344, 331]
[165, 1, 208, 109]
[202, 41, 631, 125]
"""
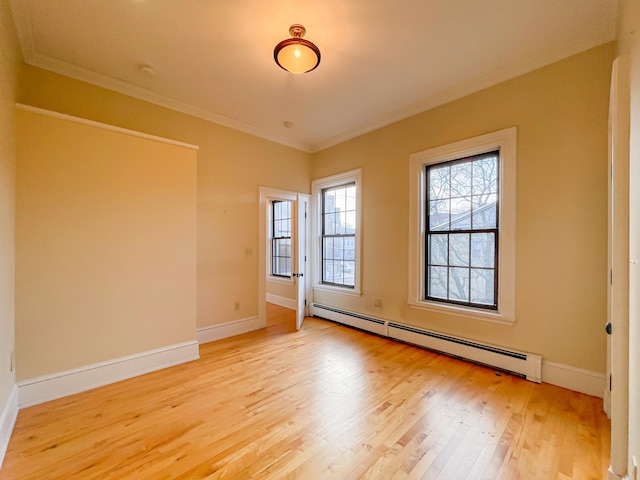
[10, 0, 616, 155]
[27, 53, 313, 152]
[310, 33, 616, 152]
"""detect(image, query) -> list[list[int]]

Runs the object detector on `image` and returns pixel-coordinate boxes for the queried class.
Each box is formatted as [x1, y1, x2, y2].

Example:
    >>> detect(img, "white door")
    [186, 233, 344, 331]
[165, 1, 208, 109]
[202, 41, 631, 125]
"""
[294, 195, 310, 330]
[607, 55, 630, 480]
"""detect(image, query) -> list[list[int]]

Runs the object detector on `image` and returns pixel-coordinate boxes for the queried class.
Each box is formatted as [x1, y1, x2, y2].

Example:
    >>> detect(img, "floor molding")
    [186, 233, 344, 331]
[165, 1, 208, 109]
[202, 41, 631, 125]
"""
[542, 360, 605, 398]
[196, 316, 263, 345]
[0, 385, 18, 470]
[266, 293, 296, 310]
[17, 341, 199, 408]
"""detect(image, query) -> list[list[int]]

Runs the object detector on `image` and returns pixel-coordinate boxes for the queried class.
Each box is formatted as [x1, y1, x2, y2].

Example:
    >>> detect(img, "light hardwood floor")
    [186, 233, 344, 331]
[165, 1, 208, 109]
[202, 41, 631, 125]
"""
[1, 303, 610, 479]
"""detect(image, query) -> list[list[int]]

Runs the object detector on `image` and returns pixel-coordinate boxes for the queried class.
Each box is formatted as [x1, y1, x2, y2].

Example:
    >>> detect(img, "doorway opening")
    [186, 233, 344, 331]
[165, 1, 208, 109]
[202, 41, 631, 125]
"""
[258, 187, 311, 332]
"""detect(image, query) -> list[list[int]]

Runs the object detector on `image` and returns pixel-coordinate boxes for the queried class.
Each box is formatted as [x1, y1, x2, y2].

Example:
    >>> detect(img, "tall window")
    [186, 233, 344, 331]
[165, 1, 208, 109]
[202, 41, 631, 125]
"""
[408, 128, 516, 323]
[271, 200, 292, 277]
[322, 183, 356, 288]
[312, 169, 361, 294]
[426, 151, 499, 309]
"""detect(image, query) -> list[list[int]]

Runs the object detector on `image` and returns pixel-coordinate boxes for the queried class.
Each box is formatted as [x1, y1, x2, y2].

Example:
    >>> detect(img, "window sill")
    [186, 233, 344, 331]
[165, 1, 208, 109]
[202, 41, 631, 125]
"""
[313, 284, 362, 297]
[407, 299, 515, 326]
[268, 276, 294, 286]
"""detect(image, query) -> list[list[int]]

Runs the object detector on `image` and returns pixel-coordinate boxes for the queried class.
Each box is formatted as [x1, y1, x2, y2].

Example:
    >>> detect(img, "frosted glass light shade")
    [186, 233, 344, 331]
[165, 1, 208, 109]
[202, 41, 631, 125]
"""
[274, 25, 321, 74]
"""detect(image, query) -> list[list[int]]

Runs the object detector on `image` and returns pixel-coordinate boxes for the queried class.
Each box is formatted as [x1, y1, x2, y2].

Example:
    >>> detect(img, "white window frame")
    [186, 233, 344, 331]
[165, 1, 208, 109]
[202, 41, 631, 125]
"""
[408, 127, 517, 324]
[311, 169, 362, 297]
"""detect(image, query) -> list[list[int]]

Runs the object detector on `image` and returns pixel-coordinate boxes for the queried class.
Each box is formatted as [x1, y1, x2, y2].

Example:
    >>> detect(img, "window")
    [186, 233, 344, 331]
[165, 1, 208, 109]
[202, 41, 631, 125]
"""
[409, 128, 516, 324]
[426, 152, 499, 309]
[322, 183, 356, 288]
[271, 200, 292, 278]
[311, 169, 362, 295]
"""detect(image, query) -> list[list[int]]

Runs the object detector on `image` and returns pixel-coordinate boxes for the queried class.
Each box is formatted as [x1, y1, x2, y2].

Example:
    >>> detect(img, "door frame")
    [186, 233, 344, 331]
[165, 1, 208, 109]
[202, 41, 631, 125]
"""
[258, 187, 310, 327]
[606, 54, 630, 480]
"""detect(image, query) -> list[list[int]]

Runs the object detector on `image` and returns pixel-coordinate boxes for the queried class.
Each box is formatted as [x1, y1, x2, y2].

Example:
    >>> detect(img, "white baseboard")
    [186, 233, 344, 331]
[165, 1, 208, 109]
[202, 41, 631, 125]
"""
[542, 360, 606, 398]
[266, 293, 296, 310]
[17, 341, 199, 408]
[196, 316, 263, 344]
[0, 385, 18, 470]
[607, 466, 626, 480]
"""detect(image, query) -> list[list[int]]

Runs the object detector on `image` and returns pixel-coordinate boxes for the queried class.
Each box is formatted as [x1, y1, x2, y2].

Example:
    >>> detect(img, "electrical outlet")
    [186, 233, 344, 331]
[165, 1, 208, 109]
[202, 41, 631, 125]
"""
[234, 301, 240, 311]
[373, 298, 382, 308]
[244, 248, 253, 257]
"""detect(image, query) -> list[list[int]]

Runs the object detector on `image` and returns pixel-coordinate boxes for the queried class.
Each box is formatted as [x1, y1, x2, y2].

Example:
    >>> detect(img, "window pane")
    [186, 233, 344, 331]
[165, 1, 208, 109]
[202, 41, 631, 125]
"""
[450, 196, 472, 230]
[471, 269, 495, 305]
[470, 233, 494, 268]
[428, 234, 448, 266]
[343, 238, 355, 260]
[274, 219, 282, 237]
[449, 267, 470, 302]
[342, 261, 355, 286]
[323, 260, 335, 284]
[335, 188, 346, 213]
[334, 236, 344, 259]
[279, 257, 288, 275]
[428, 266, 448, 299]
[430, 199, 450, 231]
[323, 237, 334, 260]
[345, 211, 356, 234]
[472, 194, 497, 229]
[429, 165, 450, 200]
[451, 162, 472, 197]
[449, 234, 469, 267]
[346, 185, 356, 208]
[324, 190, 337, 214]
[324, 213, 336, 235]
[473, 156, 498, 195]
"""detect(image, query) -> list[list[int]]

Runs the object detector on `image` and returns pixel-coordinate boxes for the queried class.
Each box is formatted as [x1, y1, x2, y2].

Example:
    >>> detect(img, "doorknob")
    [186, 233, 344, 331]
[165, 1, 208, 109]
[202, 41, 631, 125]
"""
[605, 322, 612, 335]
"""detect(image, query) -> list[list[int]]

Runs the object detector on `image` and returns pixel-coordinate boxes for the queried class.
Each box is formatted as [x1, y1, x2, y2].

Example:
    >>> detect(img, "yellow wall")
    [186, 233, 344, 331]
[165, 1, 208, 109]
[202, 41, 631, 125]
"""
[0, 0, 19, 417]
[14, 41, 614, 376]
[267, 279, 296, 302]
[617, 0, 640, 473]
[15, 109, 198, 379]
[16, 67, 312, 330]
[311, 43, 615, 373]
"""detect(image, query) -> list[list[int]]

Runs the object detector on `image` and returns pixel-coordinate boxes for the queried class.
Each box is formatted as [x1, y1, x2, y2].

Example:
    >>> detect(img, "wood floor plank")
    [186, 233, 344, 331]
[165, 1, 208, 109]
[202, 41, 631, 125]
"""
[0, 304, 610, 479]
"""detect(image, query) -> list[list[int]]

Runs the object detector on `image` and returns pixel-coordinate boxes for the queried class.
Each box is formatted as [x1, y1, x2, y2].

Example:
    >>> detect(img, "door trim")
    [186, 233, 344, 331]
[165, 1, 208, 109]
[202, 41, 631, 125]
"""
[258, 187, 308, 327]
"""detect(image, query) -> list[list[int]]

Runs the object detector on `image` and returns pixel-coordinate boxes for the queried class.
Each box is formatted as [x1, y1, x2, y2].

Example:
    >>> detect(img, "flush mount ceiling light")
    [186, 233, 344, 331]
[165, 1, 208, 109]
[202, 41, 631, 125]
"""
[274, 24, 321, 74]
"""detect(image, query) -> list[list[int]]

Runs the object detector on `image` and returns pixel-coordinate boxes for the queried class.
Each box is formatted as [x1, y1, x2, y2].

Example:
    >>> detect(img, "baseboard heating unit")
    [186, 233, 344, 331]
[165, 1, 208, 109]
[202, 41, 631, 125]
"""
[309, 303, 542, 383]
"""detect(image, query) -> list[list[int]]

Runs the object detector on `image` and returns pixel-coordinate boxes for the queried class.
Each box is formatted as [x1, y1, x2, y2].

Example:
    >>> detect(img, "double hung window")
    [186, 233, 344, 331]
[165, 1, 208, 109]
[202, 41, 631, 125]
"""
[321, 183, 357, 288]
[408, 128, 516, 323]
[426, 152, 499, 309]
[311, 169, 362, 295]
[271, 200, 292, 278]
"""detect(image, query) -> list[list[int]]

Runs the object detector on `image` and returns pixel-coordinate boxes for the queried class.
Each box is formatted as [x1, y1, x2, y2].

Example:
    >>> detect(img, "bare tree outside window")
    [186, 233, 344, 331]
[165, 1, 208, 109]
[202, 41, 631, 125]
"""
[426, 151, 499, 309]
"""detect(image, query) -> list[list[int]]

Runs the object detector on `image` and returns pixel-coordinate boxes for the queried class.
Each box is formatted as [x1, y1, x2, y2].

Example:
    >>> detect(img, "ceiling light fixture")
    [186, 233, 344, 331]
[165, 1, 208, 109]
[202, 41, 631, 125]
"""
[274, 24, 321, 74]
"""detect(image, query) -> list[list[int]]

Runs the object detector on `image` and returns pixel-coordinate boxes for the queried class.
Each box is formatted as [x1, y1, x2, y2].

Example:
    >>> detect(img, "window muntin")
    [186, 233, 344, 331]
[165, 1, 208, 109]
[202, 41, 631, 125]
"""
[271, 200, 292, 278]
[321, 183, 356, 288]
[426, 151, 499, 309]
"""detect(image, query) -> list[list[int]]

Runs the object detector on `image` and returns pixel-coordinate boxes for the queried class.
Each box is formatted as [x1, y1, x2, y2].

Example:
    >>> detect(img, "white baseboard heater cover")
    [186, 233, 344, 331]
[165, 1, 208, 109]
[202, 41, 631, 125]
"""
[310, 303, 542, 383]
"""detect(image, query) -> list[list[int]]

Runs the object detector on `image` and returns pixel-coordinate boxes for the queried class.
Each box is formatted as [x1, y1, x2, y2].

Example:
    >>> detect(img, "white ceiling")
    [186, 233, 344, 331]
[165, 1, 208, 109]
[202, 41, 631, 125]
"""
[9, 0, 617, 152]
